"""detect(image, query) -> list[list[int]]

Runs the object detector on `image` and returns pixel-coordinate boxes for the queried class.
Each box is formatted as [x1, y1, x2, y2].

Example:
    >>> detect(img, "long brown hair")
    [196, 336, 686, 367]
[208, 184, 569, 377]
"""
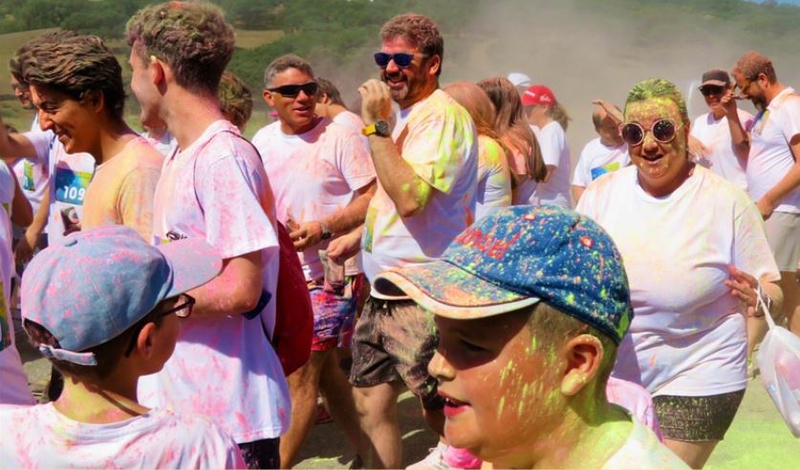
[478, 77, 546, 182]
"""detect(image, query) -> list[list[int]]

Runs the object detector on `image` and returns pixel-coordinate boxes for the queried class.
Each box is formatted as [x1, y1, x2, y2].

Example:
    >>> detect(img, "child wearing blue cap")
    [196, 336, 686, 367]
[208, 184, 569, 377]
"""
[0, 226, 246, 468]
[374, 206, 687, 469]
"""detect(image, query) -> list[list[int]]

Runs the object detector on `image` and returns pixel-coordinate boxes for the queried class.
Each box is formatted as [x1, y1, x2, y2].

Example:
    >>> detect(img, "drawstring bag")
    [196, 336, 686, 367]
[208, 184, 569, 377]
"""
[755, 285, 800, 437]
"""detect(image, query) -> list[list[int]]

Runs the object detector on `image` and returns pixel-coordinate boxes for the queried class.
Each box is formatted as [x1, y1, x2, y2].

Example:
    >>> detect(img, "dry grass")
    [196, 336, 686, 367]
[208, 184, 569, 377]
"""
[235, 29, 284, 49]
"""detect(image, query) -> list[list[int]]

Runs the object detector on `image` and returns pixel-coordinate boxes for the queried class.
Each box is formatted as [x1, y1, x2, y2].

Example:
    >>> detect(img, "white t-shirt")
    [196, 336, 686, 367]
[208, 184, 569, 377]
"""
[253, 118, 375, 280]
[143, 129, 179, 158]
[46, 142, 95, 244]
[577, 166, 779, 396]
[572, 138, 629, 188]
[532, 121, 571, 207]
[0, 164, 35, 406]
[747, 87, 800, 213]
[140, 120, 290, 443]
[362, 89, 477, 286]
[602, 415, 688, 469]
[332, 109, 369, 149]
[690, 109, 754, 192]
[0, 404, 245, 469]
[12, 116, 53, 219]
[476, 135, 512, 220]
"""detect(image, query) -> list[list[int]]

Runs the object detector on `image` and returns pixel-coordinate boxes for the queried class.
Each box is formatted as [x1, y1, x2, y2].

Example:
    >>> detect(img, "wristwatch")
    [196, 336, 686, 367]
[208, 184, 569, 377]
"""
[362, 120, 391, 137]
[320, 222, 332, 240]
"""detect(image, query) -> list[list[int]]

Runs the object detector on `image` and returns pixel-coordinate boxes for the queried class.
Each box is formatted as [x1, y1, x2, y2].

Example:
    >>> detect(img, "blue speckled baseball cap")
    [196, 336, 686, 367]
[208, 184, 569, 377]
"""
[374, 205, 633, 343]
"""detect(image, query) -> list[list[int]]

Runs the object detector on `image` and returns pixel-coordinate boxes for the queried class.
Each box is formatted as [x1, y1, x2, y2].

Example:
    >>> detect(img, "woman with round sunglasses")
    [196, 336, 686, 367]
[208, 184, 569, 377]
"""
[577, 78, 781, 468]
[477, 77, 547, 205]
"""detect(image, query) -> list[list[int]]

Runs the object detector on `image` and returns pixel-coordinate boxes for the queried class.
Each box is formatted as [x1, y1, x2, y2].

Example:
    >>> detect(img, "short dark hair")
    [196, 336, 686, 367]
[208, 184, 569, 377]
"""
[23, 308, 165, 381]
[218, 71, 253, 131]
[263, 54, 314, 89]
[23, 34, 125, 120]
[380, 13, 444, 77]
[734, 51, 778, 84]
[126, 1, 235, 95]
[316, 77, 345, 106]
[527, 302, 618, 396]
[9, 30, 80, 84]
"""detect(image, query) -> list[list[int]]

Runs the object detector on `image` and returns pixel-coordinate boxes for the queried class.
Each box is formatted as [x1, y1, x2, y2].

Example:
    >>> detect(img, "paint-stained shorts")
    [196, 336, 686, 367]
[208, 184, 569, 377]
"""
[653, 390, 745, 441]
[349, 296, 445, 410]
[764, 211, 800, 271]
[309, 274, 366, 352]
[238, 437, 279, 469]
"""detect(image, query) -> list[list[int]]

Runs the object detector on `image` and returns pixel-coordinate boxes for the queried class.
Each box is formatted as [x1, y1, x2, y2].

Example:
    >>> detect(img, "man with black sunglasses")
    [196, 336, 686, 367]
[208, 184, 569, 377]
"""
[732, 52, 800, 339]
[350, 12, 478, 470]
[689, 69, 752, 193]
[253, 54, 376, 468]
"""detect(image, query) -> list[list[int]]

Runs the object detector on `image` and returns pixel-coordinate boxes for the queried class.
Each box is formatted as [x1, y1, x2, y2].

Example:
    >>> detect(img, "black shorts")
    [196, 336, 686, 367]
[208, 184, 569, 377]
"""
[653, 390, 746, 441]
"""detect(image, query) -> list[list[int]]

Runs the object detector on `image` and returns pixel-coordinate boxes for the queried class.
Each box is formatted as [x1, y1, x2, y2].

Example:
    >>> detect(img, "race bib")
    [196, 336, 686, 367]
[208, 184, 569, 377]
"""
[54, 167, 91, 205]
[22, 160, 35, 191]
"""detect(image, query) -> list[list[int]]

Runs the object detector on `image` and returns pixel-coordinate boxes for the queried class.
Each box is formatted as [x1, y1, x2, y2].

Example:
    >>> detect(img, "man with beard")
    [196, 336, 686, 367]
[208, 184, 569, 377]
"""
[349, 12, 478, 469]
[732, 52, 800, 338]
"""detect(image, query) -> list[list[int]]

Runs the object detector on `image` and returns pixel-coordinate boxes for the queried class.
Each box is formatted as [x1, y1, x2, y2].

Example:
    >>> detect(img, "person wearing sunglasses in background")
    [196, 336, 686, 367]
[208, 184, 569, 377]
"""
[577, 78, 781, 469]
[254, 53, 376, 468]
[0, 225, 246, 468]
[732, 52, 800, 341]
[349, 12, 477, 469]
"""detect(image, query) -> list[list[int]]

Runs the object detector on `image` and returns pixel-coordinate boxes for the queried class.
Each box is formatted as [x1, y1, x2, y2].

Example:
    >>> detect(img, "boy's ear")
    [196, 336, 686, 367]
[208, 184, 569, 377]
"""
[85, 90, 104, 113]
[136, 322, 159, 360]
[559, 334, 604, 396]
[149, 55, 169, 91]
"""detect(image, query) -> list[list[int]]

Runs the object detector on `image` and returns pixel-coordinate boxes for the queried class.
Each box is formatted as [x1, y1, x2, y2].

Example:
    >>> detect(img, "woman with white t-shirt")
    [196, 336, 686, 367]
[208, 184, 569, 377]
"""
[477, 77, 546, 205]
[577, 78, 781, 468]
[521, 84, 572, 208]
[444, 81, 512, 220]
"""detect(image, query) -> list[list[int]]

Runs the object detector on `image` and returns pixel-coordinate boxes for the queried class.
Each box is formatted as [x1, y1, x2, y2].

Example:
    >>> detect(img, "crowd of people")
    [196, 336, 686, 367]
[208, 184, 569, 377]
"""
[0, 2, 798, 469]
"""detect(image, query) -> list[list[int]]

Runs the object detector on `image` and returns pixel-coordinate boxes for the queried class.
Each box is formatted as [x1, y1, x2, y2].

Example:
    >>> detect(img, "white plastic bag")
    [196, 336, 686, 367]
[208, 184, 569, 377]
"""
[755, 285, 800, 437]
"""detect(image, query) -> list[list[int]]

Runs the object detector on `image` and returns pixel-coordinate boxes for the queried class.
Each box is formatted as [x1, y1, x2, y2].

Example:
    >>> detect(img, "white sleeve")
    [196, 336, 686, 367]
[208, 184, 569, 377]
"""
[572, 145, 591, 187]
[538, 124, 566, 167]
[21, 130, 52, 164]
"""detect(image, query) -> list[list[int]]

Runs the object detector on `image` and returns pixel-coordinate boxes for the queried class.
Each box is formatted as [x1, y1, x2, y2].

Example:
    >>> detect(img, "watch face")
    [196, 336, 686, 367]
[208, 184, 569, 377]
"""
[375, 120, 391, 137]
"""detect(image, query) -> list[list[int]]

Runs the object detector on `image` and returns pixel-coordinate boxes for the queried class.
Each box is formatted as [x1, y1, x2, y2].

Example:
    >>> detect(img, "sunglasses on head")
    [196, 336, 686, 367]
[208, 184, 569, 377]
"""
[699, 85, 726, 97]
[267, 81, 318, 98]
[620, 119, 683, 146]
[373, 52, 427, 68]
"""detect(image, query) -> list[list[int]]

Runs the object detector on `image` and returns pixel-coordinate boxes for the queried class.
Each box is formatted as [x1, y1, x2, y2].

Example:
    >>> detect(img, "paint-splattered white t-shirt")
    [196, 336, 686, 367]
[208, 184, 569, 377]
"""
[253, 118, 375, 280]
[0, 404, 245, 468]
[532, 121, 571, 207]
[572, 137, 629, 188]
[12, 116, 53, 220]
[746, 87, 800, 213]
[602, 415, 688, 469]
[0, 163, 35, 406]
[362, 89, 478, 287]
[577, 166, 778, 397]
[140, 120, 290, 443]
[690, 109, 753, 193]
[475, 135, 512, 221]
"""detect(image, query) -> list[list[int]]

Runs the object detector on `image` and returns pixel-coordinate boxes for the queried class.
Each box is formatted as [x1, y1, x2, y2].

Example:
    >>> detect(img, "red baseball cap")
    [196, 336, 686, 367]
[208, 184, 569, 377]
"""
[521, 85, 556, 106]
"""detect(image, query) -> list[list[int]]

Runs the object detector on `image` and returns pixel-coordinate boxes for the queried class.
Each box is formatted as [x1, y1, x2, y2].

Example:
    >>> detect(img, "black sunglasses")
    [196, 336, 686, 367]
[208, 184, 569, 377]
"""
[699, 85, 725, 97]
[123, 294, 196, 357]
[266, 81, 318, 98]
[373, 52, 427, 68]
[620, 119, 683, 147]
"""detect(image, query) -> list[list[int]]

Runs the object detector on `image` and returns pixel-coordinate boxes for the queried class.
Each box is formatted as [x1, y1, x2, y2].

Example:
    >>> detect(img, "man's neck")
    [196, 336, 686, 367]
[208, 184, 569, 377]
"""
[281, 115, 320, 136]
[95, 119, 137, 165]
[765, 81, 788, 107]
[162, 87, 227, 151]
[53, 374, 149, 424]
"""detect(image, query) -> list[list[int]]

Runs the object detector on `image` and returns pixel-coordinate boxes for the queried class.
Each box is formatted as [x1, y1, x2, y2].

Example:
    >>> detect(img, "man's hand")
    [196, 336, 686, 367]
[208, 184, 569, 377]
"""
[756, 197, 776, 220]
[688, 135, 709, 159]
[326, 227, 363, 265]
[720, 88, 738, 117]
[358, 79, 392, 125]
[289, 221, 324, 251]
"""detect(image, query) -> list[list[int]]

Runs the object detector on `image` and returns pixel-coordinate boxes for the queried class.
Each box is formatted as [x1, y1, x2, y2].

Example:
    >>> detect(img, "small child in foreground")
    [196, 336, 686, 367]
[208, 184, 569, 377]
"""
[374, 205, 687, 469]
[0, 225, 246, 469]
